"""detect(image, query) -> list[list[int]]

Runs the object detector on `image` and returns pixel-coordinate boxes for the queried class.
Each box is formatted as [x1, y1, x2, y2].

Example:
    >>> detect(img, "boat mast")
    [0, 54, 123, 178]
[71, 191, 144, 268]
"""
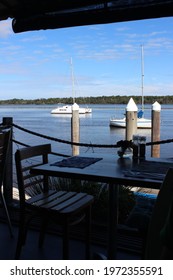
[70, 57, 75, 104]
[141, 45, 144, 112]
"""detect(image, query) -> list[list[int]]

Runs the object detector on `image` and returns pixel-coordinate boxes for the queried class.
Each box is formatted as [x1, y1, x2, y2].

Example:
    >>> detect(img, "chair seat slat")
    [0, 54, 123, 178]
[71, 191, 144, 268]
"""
[29, 191, 71, 207]
[51, 193, 90, 211]
[27, 190, 57, 203]
[39, 191, 77, 208]
[59, 195, 94, 214]
[27, 192, 93, 215]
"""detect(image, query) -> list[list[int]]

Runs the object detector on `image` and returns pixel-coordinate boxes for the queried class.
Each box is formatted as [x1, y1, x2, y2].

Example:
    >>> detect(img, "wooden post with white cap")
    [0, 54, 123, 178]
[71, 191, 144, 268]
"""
[126, 98, 138, 141]
[151, 101, 161, 158]
[71, 102, 80, 156]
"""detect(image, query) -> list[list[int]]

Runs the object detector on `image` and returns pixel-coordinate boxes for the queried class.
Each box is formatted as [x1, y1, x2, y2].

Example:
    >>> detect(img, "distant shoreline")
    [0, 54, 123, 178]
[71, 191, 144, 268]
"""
[0, 95, 173, 105]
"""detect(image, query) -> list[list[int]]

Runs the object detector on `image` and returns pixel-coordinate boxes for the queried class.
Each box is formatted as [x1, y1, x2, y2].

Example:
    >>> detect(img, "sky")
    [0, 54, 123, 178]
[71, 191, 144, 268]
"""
[0, 16, 173, 100]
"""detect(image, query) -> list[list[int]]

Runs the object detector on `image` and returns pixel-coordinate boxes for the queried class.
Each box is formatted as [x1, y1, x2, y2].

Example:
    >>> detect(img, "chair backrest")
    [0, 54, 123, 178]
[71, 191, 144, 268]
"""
[0, 129, 11, 187]
[145, 168, 173, 259]
[15, 144, 51, 207]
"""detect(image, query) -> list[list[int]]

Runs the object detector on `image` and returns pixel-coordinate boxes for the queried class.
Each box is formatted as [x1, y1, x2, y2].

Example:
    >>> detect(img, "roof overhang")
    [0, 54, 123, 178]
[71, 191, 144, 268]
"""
[0, 1, 173, 33]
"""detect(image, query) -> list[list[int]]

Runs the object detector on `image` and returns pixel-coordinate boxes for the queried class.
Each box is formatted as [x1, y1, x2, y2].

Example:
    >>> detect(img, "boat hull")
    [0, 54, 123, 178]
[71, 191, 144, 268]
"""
[51, 105, 92, 114]
[110, 117, 151, 129]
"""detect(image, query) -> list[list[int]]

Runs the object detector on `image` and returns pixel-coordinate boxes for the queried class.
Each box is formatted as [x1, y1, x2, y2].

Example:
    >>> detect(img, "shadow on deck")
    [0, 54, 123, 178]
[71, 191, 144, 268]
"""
[0, 206, 143, 260]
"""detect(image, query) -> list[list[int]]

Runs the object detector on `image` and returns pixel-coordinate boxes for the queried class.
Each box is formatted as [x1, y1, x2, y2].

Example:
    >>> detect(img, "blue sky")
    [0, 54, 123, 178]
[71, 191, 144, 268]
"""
[0, 16, 173, 100]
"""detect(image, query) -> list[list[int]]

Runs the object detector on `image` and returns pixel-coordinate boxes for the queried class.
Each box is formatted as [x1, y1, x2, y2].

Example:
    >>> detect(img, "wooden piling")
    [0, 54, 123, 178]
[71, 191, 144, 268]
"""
[126, 98, 138, 141]
[151, 101, 161, 158]
[71, 103, 80, 156]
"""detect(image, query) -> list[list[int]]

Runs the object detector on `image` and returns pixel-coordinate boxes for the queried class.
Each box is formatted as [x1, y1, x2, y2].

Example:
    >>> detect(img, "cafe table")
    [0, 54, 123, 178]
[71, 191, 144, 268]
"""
[30, 153, 173, 259]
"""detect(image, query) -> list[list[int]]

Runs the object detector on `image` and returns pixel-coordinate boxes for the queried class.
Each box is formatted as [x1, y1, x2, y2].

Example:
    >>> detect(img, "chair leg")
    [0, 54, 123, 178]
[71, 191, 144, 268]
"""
[0, 192, 13, 237]
[39, 216, 48, 248]
[15, 214, 27, 259]
[85, 206, 91, 260]
[63, 219, 69, 260]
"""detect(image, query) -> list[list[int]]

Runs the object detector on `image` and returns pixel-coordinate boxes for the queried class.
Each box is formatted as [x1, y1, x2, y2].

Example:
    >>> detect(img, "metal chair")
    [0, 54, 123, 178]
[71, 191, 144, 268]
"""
[15, 144, 94, 259]
[0, 129, 13, 237]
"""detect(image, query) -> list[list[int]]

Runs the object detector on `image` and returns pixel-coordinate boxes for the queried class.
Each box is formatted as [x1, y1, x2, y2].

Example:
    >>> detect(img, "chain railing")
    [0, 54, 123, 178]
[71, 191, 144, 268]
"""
[12, 122, 173, 149]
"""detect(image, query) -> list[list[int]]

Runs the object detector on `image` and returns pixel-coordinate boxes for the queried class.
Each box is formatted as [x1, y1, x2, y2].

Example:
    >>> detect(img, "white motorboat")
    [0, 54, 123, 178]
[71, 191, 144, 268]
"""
[51, 58, 92, 115]
[109, 45, 151, 129]
[51, 104, 92, 114]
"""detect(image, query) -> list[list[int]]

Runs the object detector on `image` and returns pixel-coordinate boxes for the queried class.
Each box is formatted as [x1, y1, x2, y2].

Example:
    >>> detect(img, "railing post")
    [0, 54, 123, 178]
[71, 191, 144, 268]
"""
[125, 98, 138, 141]
[151, 102, 161, 158]
[2, 117, 13, 204]
[71, 103, 80, 156]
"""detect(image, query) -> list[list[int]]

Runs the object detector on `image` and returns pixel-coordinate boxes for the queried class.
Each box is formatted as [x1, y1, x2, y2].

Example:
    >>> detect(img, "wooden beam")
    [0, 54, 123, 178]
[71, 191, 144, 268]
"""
[12, 1, 173, 33]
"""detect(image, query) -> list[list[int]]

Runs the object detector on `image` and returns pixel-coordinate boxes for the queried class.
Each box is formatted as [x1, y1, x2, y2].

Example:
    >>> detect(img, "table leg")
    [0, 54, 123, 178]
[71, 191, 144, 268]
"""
[107, 183, 119, 260]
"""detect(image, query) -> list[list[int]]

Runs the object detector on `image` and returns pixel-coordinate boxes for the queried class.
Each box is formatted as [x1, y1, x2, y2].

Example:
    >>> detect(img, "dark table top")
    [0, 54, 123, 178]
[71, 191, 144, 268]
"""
[30, 154, 173, 189]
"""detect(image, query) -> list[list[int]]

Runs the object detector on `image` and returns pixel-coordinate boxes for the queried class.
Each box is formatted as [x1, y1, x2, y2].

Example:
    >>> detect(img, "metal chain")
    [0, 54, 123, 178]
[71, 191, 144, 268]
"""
[12, 123, 173, 149]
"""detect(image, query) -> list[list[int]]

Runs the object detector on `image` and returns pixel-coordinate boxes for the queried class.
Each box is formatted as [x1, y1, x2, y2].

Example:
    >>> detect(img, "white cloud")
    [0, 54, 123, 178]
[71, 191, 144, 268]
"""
[20, 35, 46, 42]
[0, 20, 12, 38]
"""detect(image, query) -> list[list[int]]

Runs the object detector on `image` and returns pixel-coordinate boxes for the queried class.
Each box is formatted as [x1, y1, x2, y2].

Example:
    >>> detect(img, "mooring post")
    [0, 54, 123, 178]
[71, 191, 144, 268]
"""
[151, 101, 161, 158]
[126, 98, 138, 141]
[2, 117, 13, 204]
[71, 103, 80, 156]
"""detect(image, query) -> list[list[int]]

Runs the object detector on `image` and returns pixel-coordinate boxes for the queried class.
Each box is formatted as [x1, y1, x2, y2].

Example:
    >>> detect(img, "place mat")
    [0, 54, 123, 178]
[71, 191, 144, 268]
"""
[123, 160, 173, 181]
[50, 156, 103, 169]
[123, 170, 165, 181]
[132, 160, 173, 174]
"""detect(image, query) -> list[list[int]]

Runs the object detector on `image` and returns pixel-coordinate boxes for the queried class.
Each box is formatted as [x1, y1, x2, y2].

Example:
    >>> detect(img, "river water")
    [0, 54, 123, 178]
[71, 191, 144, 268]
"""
[0, 103, 173, 158]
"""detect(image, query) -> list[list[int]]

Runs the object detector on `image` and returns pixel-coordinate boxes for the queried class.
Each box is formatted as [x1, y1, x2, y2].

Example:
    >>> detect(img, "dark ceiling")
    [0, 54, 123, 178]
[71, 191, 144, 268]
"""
[0, 1, 173, 33]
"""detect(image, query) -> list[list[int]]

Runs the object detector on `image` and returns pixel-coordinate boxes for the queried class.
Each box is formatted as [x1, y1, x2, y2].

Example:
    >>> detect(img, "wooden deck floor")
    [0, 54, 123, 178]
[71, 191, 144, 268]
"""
[0, 218, 142, 260]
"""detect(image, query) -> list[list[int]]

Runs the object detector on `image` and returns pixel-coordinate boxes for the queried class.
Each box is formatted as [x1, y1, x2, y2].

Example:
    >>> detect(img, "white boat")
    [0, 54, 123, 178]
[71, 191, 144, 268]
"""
[109, 45, 151, 129]
[51, 58, 92, 115]
[51, 104, 92, 114]
[110, 115, 152, 129]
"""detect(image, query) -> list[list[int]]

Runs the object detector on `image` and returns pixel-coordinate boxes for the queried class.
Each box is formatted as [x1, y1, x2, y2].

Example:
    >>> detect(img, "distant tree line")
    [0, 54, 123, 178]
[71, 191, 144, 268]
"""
[0, 95, 173, 105]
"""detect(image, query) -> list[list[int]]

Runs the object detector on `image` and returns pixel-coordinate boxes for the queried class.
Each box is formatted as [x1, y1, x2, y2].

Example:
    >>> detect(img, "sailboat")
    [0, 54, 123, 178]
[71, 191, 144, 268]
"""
[51, 59, 92, 114]
[109, 45, 151, 129]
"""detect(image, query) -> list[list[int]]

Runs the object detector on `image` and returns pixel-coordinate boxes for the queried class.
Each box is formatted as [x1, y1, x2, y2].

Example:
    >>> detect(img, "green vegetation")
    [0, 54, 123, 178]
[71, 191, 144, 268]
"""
[0, 95, 173, 105]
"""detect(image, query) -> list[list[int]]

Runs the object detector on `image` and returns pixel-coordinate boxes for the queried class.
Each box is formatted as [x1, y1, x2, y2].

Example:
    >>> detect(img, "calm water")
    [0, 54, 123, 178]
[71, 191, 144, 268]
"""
[1, 103, 173, 157]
